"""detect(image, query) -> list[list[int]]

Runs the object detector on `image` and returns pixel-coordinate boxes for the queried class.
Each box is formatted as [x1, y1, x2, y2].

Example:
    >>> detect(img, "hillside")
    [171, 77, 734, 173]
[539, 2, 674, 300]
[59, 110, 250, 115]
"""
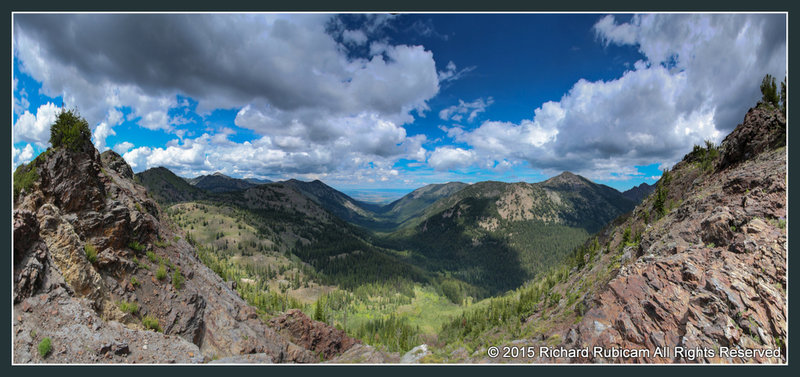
[135, 167, 205, 205]
[377, 182, 469, 226]
[187, 172, 260, 193]
[12, 123, 361, 363]
[278, 179, 390, 229]
[434, 105, 786, 364]
[621, 182, 655, 203]
[563, 105, 787, 363]
[384, 174, 637, 297]
[138, 168, 432, 290]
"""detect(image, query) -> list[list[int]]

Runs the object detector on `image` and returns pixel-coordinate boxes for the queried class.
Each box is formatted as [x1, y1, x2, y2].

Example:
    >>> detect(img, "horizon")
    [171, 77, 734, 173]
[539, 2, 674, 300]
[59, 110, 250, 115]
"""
[173, 167, 653, 204]
[12, 13, 786, 193]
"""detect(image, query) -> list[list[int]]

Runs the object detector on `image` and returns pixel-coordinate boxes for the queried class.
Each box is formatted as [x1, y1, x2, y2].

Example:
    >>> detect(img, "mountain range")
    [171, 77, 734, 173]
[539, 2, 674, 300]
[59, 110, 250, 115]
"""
[13, 103, 786, 364]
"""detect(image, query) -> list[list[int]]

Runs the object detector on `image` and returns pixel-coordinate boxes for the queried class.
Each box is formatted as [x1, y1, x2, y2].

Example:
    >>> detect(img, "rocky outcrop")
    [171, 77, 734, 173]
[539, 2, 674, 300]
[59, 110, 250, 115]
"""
[327, 344, 400, 364]
[269, 309, 359, 360]
[13, 210, 67, 304]
[100, 150, 134, 180]
[13, 141, 321, 363]
[561, 107, 786, 363]
[718, 106, 785, 171]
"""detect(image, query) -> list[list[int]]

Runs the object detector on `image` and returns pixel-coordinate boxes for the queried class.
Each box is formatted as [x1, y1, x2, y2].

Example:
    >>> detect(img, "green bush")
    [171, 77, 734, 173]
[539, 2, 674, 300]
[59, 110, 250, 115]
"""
[142, 315, 161, 332]
[760, 74, 780, 108]
[131, 276, 141, 287]
[172, 269, 184, 289]
[146, 250, 158, 263]
[128, 241, 145, 253]
[38, 337, 52, 358]
[440, 280, 464, 305]
[653, 168, 672, 217]
[13, 163, 39, 200]
[84, 244, 97, 263]
[118, 300, 139, 314]
[49, 109, 92, 152]
[690, 140, 719, 172]
[156, 264, 167, 280]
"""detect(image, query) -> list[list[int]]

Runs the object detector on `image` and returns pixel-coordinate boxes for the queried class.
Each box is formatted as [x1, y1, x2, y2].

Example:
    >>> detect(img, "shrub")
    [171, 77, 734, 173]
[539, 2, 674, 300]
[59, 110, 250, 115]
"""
[84, 244, 97, 263]
[440, 280, 464, 305]
[760, 74, 780, 108]
[142, 315, 161, 332]
[131, 276, 140, 287]
[49, 109, 92, 152]
[13, 163, 39, 200]
[622, 226, 631, 245]
[653, 169, 672, 217]
[38, 337, 52, 358]
[118, 300, 139, 314]
[156, 264, 167, 280]
[548, 292, 562, 307]
[146, 251, 158, 263]
[172, 269, 184, 290]
[780, 77, 787, 115]
[128, 241, 145, 253]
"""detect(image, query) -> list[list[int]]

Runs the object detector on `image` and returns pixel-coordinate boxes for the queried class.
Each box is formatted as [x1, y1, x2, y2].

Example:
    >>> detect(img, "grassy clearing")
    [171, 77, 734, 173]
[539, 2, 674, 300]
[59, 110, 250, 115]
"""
[168, 202, 329, 303]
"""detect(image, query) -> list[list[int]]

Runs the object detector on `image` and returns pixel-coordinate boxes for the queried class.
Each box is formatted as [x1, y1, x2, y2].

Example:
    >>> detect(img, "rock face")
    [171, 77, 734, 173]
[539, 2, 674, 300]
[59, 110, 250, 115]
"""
[269, 309, 359, 360]
[562, 106, 786, 363]
[12, 142, 333, 364]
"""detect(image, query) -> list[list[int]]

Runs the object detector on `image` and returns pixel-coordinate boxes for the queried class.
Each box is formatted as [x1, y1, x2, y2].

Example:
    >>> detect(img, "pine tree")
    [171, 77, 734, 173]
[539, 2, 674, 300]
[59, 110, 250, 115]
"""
[313, 299, 324, 322]
[760, 74, 780, 108]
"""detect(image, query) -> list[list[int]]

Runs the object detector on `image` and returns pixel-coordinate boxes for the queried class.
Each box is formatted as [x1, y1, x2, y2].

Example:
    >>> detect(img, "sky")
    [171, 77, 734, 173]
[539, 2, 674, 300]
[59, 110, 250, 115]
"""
[12, 13, 787, 195]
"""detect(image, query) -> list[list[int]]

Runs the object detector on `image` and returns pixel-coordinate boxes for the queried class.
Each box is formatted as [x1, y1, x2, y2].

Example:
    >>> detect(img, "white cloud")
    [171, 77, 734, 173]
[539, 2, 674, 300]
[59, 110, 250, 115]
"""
[92, 122, 115, 152]
[428, 147, 476, 171]
[12, 144, 35, 169]
[433, 14, 785, 181]
[439, 97, 494, 122]
[13, 102, 61, 147]
[14, 14, 443, 180]
[119, 129, 421, 187]
[13, 77, 30, 116]
[342, 29, 368, 45]
[593, 14, 785, 132]
[113, 141, 134, 154]
[437, 60, 476, 83]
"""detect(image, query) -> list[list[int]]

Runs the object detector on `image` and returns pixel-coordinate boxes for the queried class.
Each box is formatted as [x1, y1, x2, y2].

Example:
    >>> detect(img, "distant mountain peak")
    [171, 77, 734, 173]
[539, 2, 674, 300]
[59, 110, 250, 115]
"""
[621, 182, 654, 203]
[544, 171, 590, 187]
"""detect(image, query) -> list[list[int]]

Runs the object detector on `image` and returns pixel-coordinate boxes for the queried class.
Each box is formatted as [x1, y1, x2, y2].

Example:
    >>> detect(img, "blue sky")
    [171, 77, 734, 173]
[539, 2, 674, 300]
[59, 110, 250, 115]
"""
[12, 13, 786, 194]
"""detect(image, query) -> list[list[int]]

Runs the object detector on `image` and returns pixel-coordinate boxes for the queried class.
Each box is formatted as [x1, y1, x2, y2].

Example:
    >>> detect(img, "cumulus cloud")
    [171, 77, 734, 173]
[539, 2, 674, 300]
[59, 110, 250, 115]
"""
[121, 132, 412, 186]
[13, 14, 442, 182]
[428, 147, 476, 171]
[13, 102, 61, 147]
[92, 122, 116, 152]
[14, 14, 438, 119]
[13, 77, 30, 116]
[342, 29, 368, 45]
[593, 14, 786, 132]
[113, 141, 134, 154]
[439, 97, 494, 122]
[12, 144, 35, 169]
[440, 14, 785, 181]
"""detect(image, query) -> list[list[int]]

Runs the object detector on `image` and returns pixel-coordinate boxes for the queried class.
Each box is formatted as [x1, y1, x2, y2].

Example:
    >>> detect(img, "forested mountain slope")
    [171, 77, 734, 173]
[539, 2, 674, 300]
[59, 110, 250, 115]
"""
[436, 105, 786, 364]
[187, 172, 260, 193]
